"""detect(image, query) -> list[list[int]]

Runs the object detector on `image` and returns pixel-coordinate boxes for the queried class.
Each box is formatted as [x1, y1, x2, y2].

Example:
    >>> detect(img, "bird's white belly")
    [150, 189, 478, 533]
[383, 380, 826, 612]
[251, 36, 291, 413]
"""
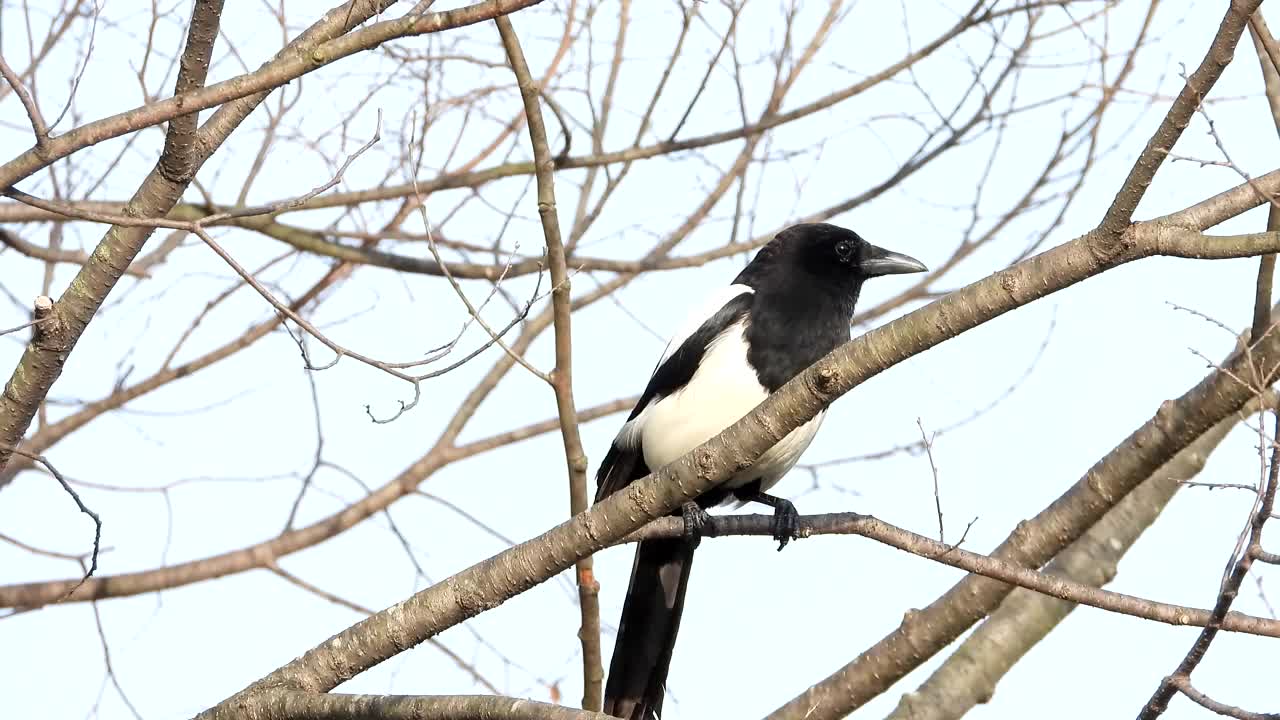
[638, 322, 823, 494]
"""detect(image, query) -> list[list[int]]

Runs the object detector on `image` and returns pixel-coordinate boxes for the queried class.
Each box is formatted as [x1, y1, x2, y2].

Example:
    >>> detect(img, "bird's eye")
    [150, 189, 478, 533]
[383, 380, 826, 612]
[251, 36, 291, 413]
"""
[835, 240, 854, 259]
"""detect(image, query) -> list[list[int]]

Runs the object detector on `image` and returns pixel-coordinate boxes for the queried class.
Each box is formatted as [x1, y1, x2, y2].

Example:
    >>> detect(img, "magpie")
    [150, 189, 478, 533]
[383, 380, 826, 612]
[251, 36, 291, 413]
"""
[593, 222, 927, 719]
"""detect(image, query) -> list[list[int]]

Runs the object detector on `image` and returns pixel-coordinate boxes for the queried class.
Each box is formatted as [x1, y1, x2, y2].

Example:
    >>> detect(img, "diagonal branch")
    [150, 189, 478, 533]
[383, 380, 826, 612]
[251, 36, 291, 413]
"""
[0, 0, 228, 475]
[1137, 411, 1280, 717]
[1168, 676, 1280, 720]
[767, 236, 1280, 720]
[189, 218, 1280, 717]
[1096, 0, 1259, 241]
[0, 0, 429, 476]
[0, 54, 51, 149]
[887, 391, 1277, 720]
[0, 0, 546, 193]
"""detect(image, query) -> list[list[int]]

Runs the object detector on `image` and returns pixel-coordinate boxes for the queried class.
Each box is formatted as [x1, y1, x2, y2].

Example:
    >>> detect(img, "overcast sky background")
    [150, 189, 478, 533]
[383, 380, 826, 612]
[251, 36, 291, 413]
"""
[1, 1, 1277, 718]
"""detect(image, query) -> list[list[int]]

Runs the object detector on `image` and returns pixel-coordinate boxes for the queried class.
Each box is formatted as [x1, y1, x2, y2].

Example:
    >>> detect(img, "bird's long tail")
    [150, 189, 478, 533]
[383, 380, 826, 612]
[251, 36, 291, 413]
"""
[602, 537, 696, 720]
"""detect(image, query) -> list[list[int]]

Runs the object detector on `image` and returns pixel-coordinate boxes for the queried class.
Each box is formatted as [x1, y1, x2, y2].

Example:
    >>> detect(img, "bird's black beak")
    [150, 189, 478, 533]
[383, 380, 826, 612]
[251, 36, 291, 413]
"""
[861, 244, 927, 277]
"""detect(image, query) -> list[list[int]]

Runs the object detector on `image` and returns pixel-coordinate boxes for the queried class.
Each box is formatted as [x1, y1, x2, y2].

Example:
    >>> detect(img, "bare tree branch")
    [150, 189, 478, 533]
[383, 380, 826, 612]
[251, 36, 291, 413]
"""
[0, 0, 394, 475]
[6, 6, 1274, 718]
[1138, 410, 1280, 717]
[494, 13, 602, 712]
[0, 395, 632, 609]
[0, 0, 546, 192]
[1096, 0, 1258, 240]
[241, 691, 615, 720]
[186, 213, 1280, 719]
[1169, 676, 1280, 720]
[887, 392, 1277, 720]
[617, 512, 1280, 639]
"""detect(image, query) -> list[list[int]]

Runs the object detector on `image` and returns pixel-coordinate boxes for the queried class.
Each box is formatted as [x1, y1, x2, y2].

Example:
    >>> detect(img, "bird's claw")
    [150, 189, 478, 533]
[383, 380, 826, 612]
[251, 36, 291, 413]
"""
[772, 499, 801, 551]
[681, 502, 711, 550]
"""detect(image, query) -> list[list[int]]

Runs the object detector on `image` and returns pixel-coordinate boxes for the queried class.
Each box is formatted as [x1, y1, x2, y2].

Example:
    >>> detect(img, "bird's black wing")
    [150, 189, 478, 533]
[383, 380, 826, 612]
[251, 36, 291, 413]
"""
[593, 291, 754, 503]
[596, 290, 754, 719]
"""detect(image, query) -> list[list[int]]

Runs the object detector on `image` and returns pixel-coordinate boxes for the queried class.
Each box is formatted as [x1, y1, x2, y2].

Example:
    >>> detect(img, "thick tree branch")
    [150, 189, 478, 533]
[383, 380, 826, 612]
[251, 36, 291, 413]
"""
[0, 0, 545, 192]
[1138, 411, 1280, 718]
[158, 0, 223, 183]
[886, 392, 1275, 720]
[1097, 0, 1258, 241]
[1160, 165, 1280, 230]
[244, 691, 614, 720]
[0, 0, 228, 474]
[766, 239, 1280, 720]
[187, 212, 1280, 719]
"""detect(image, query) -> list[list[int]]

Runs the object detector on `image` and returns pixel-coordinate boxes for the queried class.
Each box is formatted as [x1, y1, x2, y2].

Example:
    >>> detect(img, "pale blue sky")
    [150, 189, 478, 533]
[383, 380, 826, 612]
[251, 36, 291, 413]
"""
[1, 2, 1276, 719]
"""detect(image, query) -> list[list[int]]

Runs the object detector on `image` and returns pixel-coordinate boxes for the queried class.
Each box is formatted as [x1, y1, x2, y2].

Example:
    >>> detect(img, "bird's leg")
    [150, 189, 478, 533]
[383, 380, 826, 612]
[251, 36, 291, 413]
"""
[680, 501, 712, 550]
[740, 491, 801, 551]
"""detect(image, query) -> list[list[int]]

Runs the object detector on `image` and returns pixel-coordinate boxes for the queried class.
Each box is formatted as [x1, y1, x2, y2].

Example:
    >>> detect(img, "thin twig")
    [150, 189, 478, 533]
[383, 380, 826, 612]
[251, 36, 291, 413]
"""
[619, 513, 1280, 639]
[0, 54, 50, 146]
[88, 599, 144, 720]
[496, 13, 602, 711]
[1137, 411, 1280, 718]
[917, 417, 945, 543]
[1169, 675, 1280, 720]
[7, 448, 102, 600]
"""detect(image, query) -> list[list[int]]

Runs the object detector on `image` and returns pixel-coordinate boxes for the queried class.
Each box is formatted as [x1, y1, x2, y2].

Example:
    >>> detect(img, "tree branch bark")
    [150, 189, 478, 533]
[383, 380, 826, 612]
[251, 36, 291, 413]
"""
[0, 0, 435, 475]
[767, 3, 1267, 713]
[617, 512, 1280, 639]
[495, 13, 602, 711]
[0, 0, 228, 474]
[188, 215, 1280, 718]
[1097, 0, 1257, 240]
[765, 236, 1280, 720]
[886, 393, 1274, 720]
[243, 691, 615, 720]
[0, 0, 545, 193]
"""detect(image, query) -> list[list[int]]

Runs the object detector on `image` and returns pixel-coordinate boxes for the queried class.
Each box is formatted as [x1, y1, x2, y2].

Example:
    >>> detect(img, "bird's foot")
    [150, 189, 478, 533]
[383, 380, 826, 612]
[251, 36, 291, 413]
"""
[771, 499, 801, 551]
[681, 501, 711, 550]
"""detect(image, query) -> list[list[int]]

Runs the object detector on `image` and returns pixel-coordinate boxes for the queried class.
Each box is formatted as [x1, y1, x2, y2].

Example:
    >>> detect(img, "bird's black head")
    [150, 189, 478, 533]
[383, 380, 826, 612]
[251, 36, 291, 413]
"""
[740, 222, 927, 293]
[730, 222, 927, 391]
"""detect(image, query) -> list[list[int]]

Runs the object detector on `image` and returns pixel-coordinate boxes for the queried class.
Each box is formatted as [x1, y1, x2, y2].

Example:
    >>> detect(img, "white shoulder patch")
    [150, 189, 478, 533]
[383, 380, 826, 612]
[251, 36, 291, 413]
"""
[614, 284, 753, 451]
[656, 283, 754, 367]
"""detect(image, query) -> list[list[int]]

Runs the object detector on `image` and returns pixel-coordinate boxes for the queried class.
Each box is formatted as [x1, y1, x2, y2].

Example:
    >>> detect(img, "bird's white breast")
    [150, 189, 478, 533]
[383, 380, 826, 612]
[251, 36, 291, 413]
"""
[638, 318, 823, 496]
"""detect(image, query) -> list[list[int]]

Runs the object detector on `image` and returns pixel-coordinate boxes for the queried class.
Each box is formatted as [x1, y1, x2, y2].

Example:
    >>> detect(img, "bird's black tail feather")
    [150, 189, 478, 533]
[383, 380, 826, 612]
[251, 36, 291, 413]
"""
[601, 537, 696, 720]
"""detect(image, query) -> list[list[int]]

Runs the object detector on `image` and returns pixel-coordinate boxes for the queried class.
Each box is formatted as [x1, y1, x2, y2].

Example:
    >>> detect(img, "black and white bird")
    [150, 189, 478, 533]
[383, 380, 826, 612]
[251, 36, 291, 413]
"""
[593, 222, 926, 720]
